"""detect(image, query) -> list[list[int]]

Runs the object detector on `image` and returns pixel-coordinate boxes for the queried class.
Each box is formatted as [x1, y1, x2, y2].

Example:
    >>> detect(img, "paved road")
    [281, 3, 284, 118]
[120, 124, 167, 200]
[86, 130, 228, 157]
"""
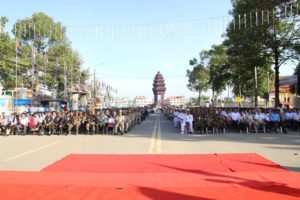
[0, 111, 299, 171]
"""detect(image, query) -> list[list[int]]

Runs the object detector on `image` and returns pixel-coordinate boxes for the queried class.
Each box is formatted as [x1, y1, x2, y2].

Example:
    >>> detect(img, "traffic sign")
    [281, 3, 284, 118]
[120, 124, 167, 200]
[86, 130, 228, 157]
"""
[236, 97, 242, 103]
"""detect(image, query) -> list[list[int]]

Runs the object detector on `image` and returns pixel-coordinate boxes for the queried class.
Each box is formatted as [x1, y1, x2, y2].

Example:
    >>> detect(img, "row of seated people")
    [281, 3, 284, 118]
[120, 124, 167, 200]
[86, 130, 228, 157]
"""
[0, 108, 150, 136]
[165, 107, 300, 134]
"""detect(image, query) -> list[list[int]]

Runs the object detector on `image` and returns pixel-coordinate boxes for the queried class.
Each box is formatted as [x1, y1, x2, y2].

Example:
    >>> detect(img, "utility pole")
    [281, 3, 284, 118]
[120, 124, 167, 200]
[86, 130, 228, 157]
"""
[93, 68, 96, 106]
[36, 55, 39, 93]
[227, 84, 230, 103]
[31, 47, 36, 99]
[267, 71, 270, 94]
[296, 75, 298, 98]
[254, 66, 258, 108]
[71, 63, 73, 88]
[44, 52, 48, 86]
[15, 38, 18, 109]
[63, 60, 67, 98]
[78, 70, 81, 84]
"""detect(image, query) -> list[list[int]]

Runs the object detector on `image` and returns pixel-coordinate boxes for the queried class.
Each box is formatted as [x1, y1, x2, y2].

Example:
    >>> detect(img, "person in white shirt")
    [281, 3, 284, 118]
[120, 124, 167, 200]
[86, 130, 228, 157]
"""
[254, 109, 266, 132]
[37, 105, 44, 113]
[286, 109, 295, 128]
[294, 109, 300, 122]
[178, 110, 186, 134]
[173, 109, 179, 128]
[220, 109, 227, 118]
[2, 114, 13, 135]
[185, 109, 194, 134]
[264, 109, 272, 132]
[230, 108, 240, 130]
[294, 109, 300, 131]
[25, 105, 31, 113]
[19, 113, 29, 135]
[246, 109, 255, 132]
[34, 113, 44, 133]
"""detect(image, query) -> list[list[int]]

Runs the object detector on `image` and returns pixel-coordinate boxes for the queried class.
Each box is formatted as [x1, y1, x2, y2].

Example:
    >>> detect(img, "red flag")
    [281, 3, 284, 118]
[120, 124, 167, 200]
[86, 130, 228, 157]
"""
[16, 40, 20, 57]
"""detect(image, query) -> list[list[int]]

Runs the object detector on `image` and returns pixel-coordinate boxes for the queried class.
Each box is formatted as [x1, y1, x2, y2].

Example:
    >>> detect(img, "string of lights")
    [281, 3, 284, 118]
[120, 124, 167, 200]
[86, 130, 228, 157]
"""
[2, 3, 299, 41]
[96, 72, 186, 80]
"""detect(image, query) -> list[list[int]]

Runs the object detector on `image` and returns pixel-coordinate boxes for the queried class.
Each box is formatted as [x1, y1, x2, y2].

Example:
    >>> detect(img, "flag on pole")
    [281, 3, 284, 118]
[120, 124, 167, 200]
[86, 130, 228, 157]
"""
[45, 52, 48, 67]
[16, 40, 20, 57]
[44, 52, 48, 85]
[31, 48, 36, 65]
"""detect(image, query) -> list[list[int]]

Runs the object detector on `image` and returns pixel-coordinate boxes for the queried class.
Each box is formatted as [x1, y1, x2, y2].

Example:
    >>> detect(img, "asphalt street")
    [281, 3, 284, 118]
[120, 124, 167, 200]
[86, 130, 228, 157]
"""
[0, 111, 299, 172]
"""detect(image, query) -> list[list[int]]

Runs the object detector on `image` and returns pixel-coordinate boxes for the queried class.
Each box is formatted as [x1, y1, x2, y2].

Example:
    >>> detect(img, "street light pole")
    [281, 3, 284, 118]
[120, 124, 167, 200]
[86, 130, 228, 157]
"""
[254, 66, 258, 108]
[63, 60, 67, 98]
[93, 68, 96, 106]
[267, 71, 270, 94]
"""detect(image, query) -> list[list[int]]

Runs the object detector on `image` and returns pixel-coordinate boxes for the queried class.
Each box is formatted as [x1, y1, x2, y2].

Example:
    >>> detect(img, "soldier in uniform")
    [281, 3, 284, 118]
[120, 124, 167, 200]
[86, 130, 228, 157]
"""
[114, 109, 125, 135]
[53, 112, 62, 134]
[136, 108, 141, 124]
[205, 110, 214, 133]
[97, 110, 108, 134]
[70, 111, 81, 135]
[59, 112, 69, 135]
[43, 112, 54, 135]
[123, 110, 129, 133]
[81, 112, 88, 134]
[65, 112, 73, 135]
[214, 109, 226, 134]
[86, 111, 96, 134]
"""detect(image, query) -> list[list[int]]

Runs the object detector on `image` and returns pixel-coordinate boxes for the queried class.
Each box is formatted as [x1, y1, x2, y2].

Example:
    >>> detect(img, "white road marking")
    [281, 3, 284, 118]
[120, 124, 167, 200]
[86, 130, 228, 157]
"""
[148, 114, 158, 154]
[148, 112, 162, 154]
[4, 140, 63, 162]
[156, 113, 162, 154]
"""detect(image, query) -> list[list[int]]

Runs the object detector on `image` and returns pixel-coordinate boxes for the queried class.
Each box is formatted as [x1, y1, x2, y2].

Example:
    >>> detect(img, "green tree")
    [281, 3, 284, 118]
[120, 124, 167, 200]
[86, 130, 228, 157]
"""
[187, 58, 210, 105]
[202, 44, 230, 105]
[226, 0, 299, 106]
[0, 17, 17, 89]
[11, 12, 88, 95]
[13, 12, 65, 53]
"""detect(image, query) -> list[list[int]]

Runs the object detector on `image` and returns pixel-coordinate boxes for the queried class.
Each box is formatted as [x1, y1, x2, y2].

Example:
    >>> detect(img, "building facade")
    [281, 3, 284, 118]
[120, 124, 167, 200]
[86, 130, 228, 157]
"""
[134, 96, 153, 107]
[165, 96, 186, 106]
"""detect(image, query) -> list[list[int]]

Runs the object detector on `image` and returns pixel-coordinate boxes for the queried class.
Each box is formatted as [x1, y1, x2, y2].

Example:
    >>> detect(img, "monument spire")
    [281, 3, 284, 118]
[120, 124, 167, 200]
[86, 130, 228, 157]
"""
[152, 71, 166, 105]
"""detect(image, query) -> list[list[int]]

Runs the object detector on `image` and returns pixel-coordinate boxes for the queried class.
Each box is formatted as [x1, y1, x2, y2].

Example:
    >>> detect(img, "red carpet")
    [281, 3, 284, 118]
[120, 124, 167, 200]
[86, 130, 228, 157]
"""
[0, 153, 299, 199]
[42, 153, 286, 173]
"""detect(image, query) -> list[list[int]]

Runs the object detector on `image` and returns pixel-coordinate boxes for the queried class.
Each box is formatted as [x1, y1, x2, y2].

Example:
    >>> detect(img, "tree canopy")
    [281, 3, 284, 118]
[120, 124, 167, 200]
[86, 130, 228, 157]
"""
[0, 12, 89, 97]
[187, 56, 210, 105]
[187, 0, 300, 107]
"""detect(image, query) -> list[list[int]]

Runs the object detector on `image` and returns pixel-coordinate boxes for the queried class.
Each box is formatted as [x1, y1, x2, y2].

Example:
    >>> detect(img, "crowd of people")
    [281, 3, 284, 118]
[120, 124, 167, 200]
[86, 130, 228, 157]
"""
[0, 107, 151, 136]
[165, 106, 300, 134]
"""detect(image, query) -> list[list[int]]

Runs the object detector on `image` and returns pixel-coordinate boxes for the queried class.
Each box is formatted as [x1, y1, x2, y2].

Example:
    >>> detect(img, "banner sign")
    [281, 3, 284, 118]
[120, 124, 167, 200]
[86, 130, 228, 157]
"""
[14, 99, 31, 107]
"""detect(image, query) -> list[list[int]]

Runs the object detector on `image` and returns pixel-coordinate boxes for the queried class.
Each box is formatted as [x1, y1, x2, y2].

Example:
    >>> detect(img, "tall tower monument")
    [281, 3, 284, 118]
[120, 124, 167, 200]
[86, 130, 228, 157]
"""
[152, 71, 166, 105]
